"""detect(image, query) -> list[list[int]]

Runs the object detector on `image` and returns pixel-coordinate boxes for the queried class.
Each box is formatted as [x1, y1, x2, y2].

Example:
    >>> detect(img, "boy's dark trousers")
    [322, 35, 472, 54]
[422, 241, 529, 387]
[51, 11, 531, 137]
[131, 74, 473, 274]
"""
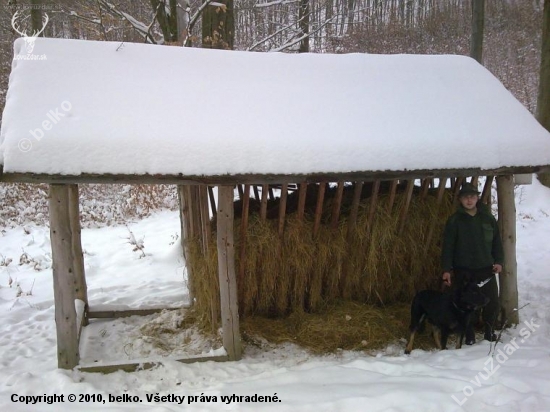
[453, 266, 499, 341]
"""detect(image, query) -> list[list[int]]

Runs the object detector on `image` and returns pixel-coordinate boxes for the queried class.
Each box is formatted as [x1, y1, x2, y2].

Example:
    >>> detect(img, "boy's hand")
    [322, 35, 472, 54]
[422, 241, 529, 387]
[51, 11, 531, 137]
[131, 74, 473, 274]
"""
[442, 272, 452, 286]
[493, 264, 503, 274]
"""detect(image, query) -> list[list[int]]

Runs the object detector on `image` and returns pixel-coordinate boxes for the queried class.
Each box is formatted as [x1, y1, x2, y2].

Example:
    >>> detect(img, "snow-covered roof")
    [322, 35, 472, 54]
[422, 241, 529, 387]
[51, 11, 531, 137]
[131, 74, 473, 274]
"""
[1, 37, 549, 184]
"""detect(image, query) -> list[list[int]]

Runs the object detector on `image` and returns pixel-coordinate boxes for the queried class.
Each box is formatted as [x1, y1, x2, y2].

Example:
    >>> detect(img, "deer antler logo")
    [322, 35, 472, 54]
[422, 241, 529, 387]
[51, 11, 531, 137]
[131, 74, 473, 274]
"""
[11, 11, 49, 55]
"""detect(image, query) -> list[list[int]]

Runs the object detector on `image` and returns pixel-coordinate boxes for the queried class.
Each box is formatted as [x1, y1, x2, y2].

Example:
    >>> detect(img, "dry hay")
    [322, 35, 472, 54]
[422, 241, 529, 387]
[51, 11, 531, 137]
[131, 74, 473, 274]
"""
[189, 188, 455, 330]
[241, 301, 439, 354]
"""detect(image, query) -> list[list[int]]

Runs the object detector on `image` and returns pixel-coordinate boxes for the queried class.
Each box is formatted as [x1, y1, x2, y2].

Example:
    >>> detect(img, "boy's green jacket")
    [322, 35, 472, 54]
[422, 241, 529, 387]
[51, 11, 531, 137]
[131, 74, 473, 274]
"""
[441, 203, 504, 272]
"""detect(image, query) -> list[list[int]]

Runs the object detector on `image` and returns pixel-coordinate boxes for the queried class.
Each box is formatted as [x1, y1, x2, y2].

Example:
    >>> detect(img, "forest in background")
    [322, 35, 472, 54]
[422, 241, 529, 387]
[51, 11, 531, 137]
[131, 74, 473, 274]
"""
[0, 0, 544, 118]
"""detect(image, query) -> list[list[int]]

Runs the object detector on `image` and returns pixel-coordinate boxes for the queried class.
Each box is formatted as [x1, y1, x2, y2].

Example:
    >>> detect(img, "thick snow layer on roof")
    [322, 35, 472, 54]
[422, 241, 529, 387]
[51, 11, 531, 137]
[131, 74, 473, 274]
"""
[1, 37, 549, 177]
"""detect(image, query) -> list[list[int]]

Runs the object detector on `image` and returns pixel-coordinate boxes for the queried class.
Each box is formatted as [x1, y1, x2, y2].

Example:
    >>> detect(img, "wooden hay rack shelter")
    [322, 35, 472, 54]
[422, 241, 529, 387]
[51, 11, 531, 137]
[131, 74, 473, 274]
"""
[1, 38, 549, 372]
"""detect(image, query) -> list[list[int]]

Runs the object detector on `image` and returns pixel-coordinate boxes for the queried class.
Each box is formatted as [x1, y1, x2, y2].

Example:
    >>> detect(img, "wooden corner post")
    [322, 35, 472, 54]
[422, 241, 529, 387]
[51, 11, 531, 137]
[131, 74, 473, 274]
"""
[496, 175, 519, 325]
[49, 184, 79, 369]
[216, 185, 242, 361]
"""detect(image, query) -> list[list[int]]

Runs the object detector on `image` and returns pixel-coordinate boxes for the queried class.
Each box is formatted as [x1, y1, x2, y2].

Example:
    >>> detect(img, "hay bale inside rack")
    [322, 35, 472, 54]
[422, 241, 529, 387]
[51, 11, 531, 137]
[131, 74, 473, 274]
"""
[186, 178, 483, 328]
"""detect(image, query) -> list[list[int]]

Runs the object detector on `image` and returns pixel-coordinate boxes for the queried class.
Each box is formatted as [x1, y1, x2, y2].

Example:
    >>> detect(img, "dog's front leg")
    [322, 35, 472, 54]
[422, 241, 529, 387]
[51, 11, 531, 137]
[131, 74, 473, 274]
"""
[405, 331, 416, 355]
[432, 326, 442, 350]
[440, 328, 449, 350]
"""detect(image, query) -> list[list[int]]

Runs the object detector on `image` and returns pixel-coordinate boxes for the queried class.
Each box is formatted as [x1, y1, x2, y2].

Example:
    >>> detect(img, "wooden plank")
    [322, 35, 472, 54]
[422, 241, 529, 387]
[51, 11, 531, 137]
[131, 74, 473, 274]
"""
[49, 184, 79, 369]
[452, 176, 465, 204]
[237, 184, 244, 200]
[78, 355, 230, 374]
[278, 183, 288, 237]
[260, 184, 268, 222]
[470, 176, 479, 186]
[387, 180, 398, 214]
[87, 306, 182, 319]
[217, 185, 242, 361]
[481, 175, 494, 205]
[178, 185, 195, 304]
[268, 186, 275, 201]
[2, 165, 549, 185]
[297, 182, 307, 221]
[68, 184, 87, 309]
[397, 180, 415, 235]
[313, 182, 327, 237]
[208, 186, 217, 217]
[75, 299, 87, 343]
[330, 181, 345, 230]
[238, 184, 250, 311]
[496, 175, 519, 325]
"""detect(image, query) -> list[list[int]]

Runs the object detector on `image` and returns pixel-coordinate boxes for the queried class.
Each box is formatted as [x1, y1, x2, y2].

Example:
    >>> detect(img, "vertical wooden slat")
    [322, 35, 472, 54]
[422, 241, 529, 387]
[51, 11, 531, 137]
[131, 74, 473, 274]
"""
[278, 183, 288, 237]
[49, 184, 79, 369]
[496, 175, 519, 325]
[330, 181, 345, 230]
[260, 184, 268, 221]
[238, 184, 250, 315]
[420, 178, 431, 199]
[268, 186, 275, 201]
[68, 184, 87, 309]
[297, 182, 307, 221]
[237, 184, 244, 200]
[424, 177, 448, 251]
[185, 186, 196, 239]
[313, 182, 327, 237]
[387, 180, 398, 214]
[178, 185, 194, 305]
[481, 175, 494, 205]
[208, 186, 217, 218]
[470, 176, 479, 187]
[199, 185, 211, 254]
[452, 177, 465, 204]
[365, 180, 381, 236]
[347, 181, 363, 241]
[217, 185, 242, 361]
[253, 185, 260, 201]
[397, 180, 415, 235]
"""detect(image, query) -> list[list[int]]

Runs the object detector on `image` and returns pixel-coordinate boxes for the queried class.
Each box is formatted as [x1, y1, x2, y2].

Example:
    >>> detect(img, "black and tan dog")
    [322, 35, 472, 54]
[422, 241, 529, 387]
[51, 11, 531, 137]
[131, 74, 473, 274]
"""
[404, 283, 489, 355]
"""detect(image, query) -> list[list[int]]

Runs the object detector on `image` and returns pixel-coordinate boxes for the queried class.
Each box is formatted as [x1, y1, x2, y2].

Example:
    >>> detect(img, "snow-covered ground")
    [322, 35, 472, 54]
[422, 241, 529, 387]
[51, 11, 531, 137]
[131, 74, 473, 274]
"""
[0, 179, 549, 411]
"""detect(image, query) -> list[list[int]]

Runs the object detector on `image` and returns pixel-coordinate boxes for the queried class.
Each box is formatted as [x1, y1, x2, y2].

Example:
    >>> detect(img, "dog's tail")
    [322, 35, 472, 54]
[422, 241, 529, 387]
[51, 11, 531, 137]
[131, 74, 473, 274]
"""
[416, 313, 427, 333]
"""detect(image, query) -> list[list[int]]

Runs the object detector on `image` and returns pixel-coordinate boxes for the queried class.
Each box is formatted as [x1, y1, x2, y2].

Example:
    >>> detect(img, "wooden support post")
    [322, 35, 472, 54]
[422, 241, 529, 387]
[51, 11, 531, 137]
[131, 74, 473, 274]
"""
[496, 175, 519, 326]
[268, 186, 275, 201]
[237, 184, 244, 200]
[331, 181, 345, 230]
[387, 180, 398, 214]
[278, 183, 288, 237]
[470, 176, 479, 187]
[178, 185, 195, 305]
[68, 185, 87, 311]
[238, 185, 250, 310]
[297, 183, 307, 221]
[217, 185, 242, 361]
[452, 176, 465, 205]
[49, 184, 79, 369]
[253, 185, 260, 201]
[397, 180, 414, 235]
[260, 184, 268, 222]
[313, 182, 326, 237]
[482, 176, 494, 205]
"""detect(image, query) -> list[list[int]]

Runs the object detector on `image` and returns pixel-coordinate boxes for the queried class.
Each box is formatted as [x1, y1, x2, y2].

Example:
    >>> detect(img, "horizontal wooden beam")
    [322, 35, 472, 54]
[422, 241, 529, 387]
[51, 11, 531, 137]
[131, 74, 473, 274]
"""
[78, 354, 230, 374]
[87, 306, 184, 319]
[1, 165, 548, 185]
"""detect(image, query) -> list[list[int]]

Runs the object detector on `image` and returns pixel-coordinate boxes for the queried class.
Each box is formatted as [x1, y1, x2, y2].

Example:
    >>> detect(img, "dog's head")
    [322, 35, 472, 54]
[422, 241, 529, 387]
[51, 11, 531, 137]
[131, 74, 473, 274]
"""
[455, 283, 490, 311]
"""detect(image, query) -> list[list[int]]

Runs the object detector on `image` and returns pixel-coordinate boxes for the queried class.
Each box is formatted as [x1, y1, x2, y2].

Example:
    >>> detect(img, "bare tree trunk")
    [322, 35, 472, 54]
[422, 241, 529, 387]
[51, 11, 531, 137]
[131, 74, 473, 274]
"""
[537, 0, 550, 187]
[299, 0, 310, 52]
[470, 0, 485, 63]
[31, 0, 43, 36]
[202, 0, 235, 49]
